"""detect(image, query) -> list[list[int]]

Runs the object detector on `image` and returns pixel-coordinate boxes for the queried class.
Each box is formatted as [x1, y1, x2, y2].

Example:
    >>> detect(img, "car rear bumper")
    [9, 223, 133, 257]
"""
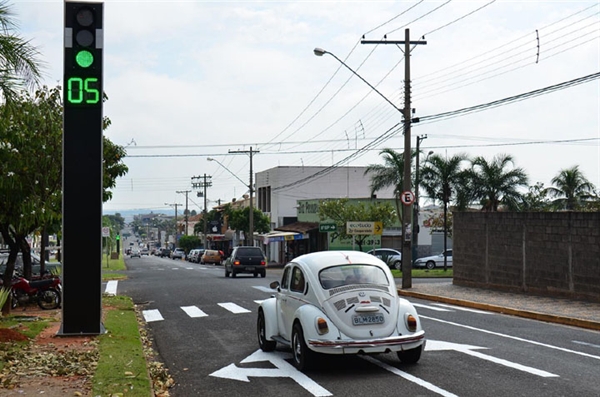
[232, 265, 266, 274]
[308, 330, 425, 352]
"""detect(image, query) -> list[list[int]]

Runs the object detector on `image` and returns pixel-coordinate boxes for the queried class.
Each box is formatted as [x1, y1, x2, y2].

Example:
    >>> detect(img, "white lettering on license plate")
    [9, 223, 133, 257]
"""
[352, 314, 384, 325]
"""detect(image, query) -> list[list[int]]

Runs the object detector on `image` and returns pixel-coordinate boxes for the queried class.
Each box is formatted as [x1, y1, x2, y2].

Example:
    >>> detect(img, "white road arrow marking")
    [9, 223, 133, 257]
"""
[412, 303, 452, 312]
[219, 302, 251, 314]
[142, 309, 164, 323]
[181, 306, 208, 318]
[210, 350, 332, 397]
[426, 340, 558, 377]
[573, 340, 600, 349]
[432, 303, 493, 314]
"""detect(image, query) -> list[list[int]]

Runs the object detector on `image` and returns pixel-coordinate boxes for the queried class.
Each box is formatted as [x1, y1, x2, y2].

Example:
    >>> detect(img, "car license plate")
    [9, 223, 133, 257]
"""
[352, 314, 384, 325]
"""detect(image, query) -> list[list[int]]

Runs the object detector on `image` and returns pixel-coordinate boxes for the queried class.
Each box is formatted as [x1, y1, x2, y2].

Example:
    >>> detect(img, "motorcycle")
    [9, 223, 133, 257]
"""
[10, 275, 62, 310]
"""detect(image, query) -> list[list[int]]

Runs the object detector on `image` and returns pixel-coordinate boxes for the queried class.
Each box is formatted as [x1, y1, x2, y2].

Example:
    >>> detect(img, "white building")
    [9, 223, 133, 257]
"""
[255, 166, 396, 262]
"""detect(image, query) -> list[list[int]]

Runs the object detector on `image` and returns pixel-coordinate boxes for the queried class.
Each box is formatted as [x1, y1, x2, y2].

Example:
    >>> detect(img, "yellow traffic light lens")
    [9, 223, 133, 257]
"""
[76, 50, 94, 68]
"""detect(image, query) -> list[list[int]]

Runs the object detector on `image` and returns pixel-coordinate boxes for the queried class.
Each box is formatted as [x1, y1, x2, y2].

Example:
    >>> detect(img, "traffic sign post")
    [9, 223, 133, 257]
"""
[60, 1, 104, 335]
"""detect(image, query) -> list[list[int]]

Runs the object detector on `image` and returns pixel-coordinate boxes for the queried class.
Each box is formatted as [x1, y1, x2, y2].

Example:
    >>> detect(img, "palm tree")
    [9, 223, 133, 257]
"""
[469, 154, 529, 212]
[364, 148, 409, 224]
[419, 153, 469, 270]
[545, 166, 597, 210]
[0, 1, 43, 102]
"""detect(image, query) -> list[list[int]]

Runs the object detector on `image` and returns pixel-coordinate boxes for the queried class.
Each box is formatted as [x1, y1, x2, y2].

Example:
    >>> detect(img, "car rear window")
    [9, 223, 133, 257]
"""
[319, 264, 389, 289]
[236, 248, 263, 257]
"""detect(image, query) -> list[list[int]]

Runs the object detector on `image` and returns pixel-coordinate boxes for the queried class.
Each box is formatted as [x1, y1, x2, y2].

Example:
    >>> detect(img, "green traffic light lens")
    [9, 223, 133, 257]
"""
[76, 50, 94, 68]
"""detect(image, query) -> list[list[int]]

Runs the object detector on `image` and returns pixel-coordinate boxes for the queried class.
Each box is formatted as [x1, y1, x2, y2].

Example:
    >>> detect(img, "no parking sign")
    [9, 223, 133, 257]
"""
[400, 191, 415, 205]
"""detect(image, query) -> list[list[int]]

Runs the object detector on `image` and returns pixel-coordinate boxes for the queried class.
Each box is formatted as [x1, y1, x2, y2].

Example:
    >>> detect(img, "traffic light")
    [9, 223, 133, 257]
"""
[64, 2, 103, 106]
[116, 234, 120, 241]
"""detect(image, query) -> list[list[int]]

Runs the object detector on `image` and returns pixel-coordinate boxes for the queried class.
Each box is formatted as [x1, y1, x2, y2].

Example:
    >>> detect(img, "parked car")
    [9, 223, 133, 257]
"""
[201, 249, 222, 265]
[159, 248, 171, 258]
[366, 248, 402, 270]
[130, 249, 141, 258]
[257, 250, 425, 371]
[170, 248, 186, 260]
[187, 249, 199, 263]
[224, 246, 266, 277]
[140, 248, 149, 256]
[414, 249, 453, 269]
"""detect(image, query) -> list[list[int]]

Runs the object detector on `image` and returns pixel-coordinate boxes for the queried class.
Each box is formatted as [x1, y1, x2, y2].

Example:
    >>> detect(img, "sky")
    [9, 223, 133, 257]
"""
[13, 0, 600, 215]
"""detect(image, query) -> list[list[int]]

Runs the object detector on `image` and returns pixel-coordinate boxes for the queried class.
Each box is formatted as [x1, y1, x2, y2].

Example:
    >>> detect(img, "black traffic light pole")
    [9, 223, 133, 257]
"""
[59, 1, 105, 335]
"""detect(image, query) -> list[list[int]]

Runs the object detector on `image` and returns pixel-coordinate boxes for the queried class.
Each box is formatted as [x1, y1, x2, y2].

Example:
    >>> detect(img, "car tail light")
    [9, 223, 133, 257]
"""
[316, 317, 329, 335]
[233, 260, 240, 266]
[260, 260, 266, 266]
[406, 314, 418, 332]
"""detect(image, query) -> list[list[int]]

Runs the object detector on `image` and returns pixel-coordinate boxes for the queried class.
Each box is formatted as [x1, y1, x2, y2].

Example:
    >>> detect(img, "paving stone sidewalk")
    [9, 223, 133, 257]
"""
[397, 280, 600, 331]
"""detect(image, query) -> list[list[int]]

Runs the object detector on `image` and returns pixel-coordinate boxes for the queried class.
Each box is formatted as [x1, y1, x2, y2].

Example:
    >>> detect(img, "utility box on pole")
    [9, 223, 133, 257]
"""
[60, 1, 104, 335]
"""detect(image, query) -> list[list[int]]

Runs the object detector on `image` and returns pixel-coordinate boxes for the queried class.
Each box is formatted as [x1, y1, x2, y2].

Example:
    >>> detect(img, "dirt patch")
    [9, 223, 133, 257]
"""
[0, 308, 96, 396]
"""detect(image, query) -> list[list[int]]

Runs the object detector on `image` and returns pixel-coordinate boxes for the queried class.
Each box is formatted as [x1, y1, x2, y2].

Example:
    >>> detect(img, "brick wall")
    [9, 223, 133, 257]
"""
[453, 212, 600, 302]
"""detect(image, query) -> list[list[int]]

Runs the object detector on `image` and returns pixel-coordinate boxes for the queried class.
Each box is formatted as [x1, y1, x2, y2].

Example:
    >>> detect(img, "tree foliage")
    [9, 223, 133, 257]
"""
[0, 1, 43, 103]
[468, 154, 529, 211]
[545, 165, 597, 211]
[223, 205, 271, 236]
[318, 198, 396, 251]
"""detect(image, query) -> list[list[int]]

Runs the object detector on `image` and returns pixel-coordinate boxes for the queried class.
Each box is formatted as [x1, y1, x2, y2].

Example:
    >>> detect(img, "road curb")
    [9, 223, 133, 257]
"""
[398, 289, 600, 332]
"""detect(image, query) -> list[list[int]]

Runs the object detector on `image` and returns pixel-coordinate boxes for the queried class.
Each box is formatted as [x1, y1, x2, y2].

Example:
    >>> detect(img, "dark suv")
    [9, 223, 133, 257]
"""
[224, 246, 266, 278]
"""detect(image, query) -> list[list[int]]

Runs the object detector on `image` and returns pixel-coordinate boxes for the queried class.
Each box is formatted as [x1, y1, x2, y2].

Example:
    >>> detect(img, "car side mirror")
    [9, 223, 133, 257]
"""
[269, 281, 280, 290]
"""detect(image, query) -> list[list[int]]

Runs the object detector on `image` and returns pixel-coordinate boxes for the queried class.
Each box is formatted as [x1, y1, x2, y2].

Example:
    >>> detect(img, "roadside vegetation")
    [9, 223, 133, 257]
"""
[0, 254, 173, 396]
[391, 267, 453, 278]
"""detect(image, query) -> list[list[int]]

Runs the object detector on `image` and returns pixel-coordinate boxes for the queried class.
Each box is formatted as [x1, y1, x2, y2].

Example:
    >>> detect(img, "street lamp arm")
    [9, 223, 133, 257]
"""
[313, 47, 403, 114]
[207, 157, 248, 188]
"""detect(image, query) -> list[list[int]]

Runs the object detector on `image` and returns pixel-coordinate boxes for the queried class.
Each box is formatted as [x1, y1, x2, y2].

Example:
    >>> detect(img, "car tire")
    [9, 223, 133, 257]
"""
[253, 273, 258, 277]
[257, 310, 276, 352]
[231, 270, 237, 278]
[260, 271, 266, 278]
[292, 322, 315, 371]
[426, 261, 435, 270]
[397, 345, 423, 364]
[225, 267, 230, 278]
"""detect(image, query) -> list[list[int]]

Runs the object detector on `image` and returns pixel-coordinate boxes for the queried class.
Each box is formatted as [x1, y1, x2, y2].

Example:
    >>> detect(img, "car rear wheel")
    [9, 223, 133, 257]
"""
[231, 270, 237, 278]
[224, 267, 230, 277]
[260, 271, 266, 278]
[257, 310, 276, 352]
[397, 345, 422, 364]
[253, 273, 258, 277]
[292, 322, 315, 371]
[426, 261, 436, 270]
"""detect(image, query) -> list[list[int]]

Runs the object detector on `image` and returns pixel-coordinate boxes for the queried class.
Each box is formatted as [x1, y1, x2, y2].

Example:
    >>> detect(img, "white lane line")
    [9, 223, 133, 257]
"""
[105, 280, 118, 296]
[421, 315, 600, 361]
[573, 340, 600, 349]
[219, 302, 252, 314]
[412, 303, 452, 312]
[427, 340, 558, 378]
[185, 267, 194, 270]
[362, 356, 459, 397]
[432, 303, 494, 314]
[181, 306, 208, 318]
[143, 309, 164, 323]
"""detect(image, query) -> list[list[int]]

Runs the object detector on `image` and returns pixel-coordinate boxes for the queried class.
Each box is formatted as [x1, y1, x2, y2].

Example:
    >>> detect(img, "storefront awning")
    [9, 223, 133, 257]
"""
[274, 222, 318, 234]
[262, 231, 308, 244]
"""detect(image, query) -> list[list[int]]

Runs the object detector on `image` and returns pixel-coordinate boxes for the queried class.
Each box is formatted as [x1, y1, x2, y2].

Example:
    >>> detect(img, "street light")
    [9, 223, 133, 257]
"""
[315, 47, 414, 287]
[207, 157, 248, 188]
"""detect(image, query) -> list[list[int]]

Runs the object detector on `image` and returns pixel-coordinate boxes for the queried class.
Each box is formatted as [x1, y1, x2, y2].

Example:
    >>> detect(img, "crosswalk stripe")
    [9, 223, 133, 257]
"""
[143, 309, 164, 322]
[218, 302, 251, 314]
[181, 306, 208, 318]
[105, 280, 118, 296]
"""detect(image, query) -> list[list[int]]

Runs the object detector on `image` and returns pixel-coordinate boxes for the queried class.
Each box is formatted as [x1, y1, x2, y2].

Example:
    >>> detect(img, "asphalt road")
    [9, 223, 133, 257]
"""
[116, 254, 600, 397]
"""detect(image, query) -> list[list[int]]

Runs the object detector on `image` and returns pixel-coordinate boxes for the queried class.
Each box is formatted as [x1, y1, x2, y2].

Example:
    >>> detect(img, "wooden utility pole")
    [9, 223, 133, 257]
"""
[362, 28, 426, 289]
[176, 190, 191, 235]
[192, 175, 211, 248]
[229, 147, 259, 246]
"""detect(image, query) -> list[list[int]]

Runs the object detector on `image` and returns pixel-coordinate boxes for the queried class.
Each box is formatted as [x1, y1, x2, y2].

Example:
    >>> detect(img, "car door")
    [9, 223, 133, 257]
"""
[281, 266, 307, 339]
[276, 266, 292, 340]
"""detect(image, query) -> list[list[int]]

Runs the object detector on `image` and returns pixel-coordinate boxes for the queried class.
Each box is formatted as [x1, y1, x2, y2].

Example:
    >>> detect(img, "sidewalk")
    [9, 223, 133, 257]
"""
[397, 281, 600, 331]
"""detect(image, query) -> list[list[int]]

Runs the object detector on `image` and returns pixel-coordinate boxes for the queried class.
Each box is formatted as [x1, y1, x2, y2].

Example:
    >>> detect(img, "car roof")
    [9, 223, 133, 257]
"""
[292, 250, 387, 273]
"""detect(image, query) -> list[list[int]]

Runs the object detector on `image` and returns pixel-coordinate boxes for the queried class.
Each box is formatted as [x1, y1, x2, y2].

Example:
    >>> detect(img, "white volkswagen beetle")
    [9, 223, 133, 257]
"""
[257, 250, 425, 371]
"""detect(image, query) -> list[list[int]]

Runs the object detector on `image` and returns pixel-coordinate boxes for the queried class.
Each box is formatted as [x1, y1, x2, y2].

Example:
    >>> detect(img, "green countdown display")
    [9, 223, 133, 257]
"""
[66, 77, 100, 104]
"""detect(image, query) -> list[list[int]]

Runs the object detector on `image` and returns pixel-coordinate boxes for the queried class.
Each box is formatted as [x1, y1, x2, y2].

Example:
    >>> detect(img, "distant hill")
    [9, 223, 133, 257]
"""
[103, 209, 172, 223]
